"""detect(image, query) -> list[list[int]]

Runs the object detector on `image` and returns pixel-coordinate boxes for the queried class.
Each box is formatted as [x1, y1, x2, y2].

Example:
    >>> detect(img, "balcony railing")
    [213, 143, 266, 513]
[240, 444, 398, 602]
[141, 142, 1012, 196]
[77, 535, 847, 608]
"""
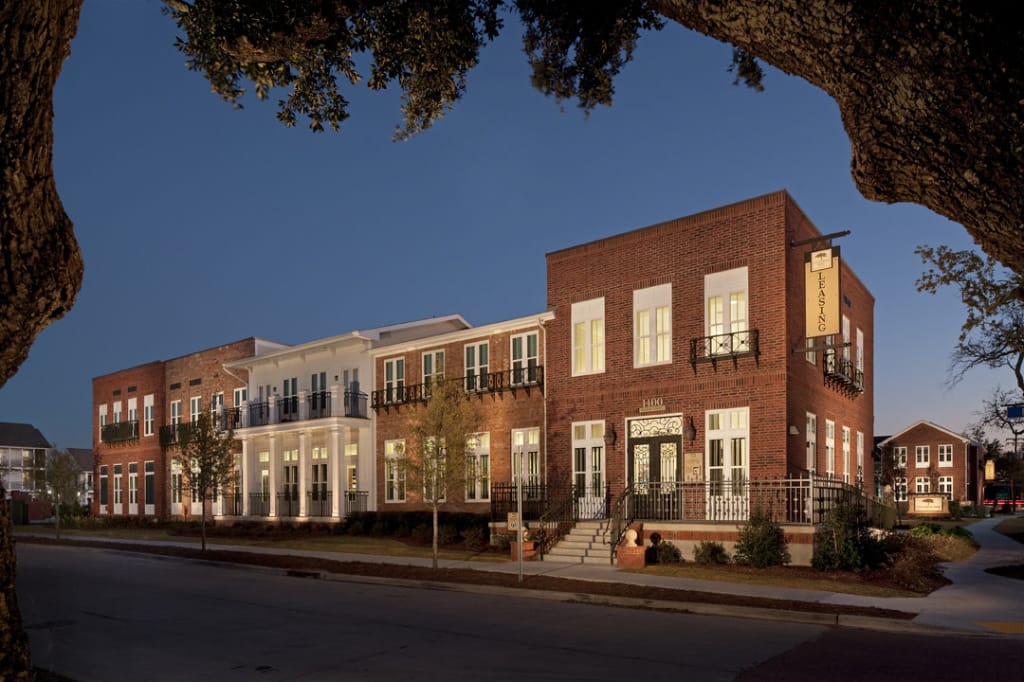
[371, 367, 544, 410]
[248, 492, 270, 517]
[277, 490, 300, 517]
[307, 489, 332, 517]
[690, 329, 759, 368]
[102, 420, 139, 444]
[248, 401, 271, 427]
[344, 490, 368, 515]
[824, 350, 864, 395]
[159, 422, 196, 447]
[277, 396, 300, 422]
[222, 492, 243, 516]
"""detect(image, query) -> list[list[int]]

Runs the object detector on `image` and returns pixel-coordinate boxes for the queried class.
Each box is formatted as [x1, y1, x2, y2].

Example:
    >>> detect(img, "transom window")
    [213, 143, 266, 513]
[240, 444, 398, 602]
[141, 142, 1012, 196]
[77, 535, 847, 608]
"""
[634, 284, 671, 367]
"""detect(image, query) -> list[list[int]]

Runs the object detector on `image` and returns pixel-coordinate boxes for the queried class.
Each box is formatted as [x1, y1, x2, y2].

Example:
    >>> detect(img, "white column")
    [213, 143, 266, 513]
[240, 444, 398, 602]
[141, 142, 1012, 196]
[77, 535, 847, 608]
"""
[298, 390, 309, 421]
[240, 438, 250, 516]
[268, 435, 278, 517]
[360, 425, 374, 510]
[299, 430, 309, 517]
[331, 427, 343, 518]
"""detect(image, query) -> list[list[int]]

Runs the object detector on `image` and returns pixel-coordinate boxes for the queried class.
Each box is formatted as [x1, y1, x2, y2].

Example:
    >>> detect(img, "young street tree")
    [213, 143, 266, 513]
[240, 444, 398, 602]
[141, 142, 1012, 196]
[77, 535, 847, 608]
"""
[404, 377, 481, 569]
[43, 448, 82, 541]
[172, 411, 236, 551]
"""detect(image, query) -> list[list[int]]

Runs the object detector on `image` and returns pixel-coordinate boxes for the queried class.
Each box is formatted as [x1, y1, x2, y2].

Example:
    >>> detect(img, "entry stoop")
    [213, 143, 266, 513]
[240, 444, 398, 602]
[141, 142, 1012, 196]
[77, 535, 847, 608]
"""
[543, 520, 615, 564]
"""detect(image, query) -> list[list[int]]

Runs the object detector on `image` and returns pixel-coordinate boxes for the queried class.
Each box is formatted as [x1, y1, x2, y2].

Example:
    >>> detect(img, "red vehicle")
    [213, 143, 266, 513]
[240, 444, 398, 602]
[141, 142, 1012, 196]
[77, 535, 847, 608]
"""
[983, 482, 1024, 509]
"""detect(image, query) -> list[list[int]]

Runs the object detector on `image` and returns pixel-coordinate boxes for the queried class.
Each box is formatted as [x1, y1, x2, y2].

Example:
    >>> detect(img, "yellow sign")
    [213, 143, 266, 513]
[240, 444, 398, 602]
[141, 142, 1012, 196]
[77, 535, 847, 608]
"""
[805, 247, 841, 338]
[507, 512, 520, 531]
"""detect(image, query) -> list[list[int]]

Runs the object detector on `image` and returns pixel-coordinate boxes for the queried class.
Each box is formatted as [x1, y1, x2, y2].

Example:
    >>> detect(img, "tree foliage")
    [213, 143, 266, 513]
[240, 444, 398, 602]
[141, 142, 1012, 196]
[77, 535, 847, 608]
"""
[402, 377, 481, 568]
[172, 411, 236, 551]
[43, 449, 82, 541]
[916, 245, 1024, 392]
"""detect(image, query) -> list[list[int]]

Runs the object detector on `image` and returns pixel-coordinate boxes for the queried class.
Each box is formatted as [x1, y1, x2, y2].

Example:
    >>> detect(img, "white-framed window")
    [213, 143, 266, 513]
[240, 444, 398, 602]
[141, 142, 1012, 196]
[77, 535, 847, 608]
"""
[707, 407, 749, 497]
[856, 328, 864, 373]
[422, 350, 445, 388]
[842, 315, 851, 361]
[512, 428, 541, 489]
[113, 464, 123, 505]
[211, 391, 224, 415]
[464, 341, 489, 392]
[705, 267, 748, 355]
[171, 461, 182, 504]
[915, 477, 930, 494]
[143, 395, 154, 437]
[915, 445, 929, 468]
[144, 461, 155, 510]
[894, 446, 907, 468]
[99, 465, 108, 507]
[384, 439, 405, 502]
[938, 444, 953, 468]
[805, 337, 816, 364]
[311, 446, 328, 503]
[233, 387, 247, 407]
[806, 413, 817, 472]
[383, 357, 405, 403]
[572, 421, 606, 504]
[938, 476, 953, 497]
[842, 426, 851, 483]
[422, 437, 446, 503]
[633, 284, 671, 367]
[465, 432, 490, 502]
[112, 401, 122, 424]
[127, 397, 138, 428]
[511, 332, 540, 384]
[190, 396, 201, 422]
[170, 399, 182, 425]
[894, 477, 908, 502]
[128, 462, 138, 505]
[571, 298, 605, 376]
[856, 431, 864, 483]
[99, 404, 108, 441]
[825, 420, 836, 477]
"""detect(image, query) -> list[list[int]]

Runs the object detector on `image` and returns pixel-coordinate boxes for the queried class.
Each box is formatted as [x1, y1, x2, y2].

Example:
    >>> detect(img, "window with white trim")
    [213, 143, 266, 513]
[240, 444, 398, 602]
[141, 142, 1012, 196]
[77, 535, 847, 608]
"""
[128, 462, 138, 505]
[705, 267, 748, 355]
[915, 445, 929, 468]
[511, 332, 540, 384]
[842, 315, 851, 361]
[856, 328, 864, 373]
[464, 342, 489, 391]
[422, 437, 446, 503]
[143, 394, 154, 437]
[233, 387, 247, 407]
[384, 439, 405, 502]
[938, 476, 953, 497]
[171, 461, 182, 504]
[383, 357, 405, 403]
[422, 350, 445, 389]
[465, 432, 490, 502]
[806, 413, 817, 472]
[189, 396, 201, 422]
[127, 397, 138, 428]
[842, 426, 851, 483]
[825, 420, 835, 477]
[938, 444, 953, 468]
[512, 428, 541, 489]
[894, 477, 908, 502]
[707, 408, 749, 496]
[633, 284, 671, 367]
[894, 446, 907, 468]
[170, 400, 182, 425]
[113, 401, 122, 424]
[571, 298, 605, 375]
[856, 431, 864, 483]
[113, 464, 123, 505]
[99, 404, 108, 441]
[144, 461, 155, 507]
[915, 477, 930, 493]
[805, 337, 816, 364]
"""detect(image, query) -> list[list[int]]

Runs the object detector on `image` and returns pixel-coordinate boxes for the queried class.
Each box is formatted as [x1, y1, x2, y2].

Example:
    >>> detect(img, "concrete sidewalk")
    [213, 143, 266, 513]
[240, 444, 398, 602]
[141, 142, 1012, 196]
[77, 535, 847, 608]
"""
[17, 515, 1024, 636]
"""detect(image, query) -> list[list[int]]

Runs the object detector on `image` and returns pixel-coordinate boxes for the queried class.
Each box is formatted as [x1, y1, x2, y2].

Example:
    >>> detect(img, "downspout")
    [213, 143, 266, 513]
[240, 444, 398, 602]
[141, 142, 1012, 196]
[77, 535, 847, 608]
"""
[541, 315, 548, 487]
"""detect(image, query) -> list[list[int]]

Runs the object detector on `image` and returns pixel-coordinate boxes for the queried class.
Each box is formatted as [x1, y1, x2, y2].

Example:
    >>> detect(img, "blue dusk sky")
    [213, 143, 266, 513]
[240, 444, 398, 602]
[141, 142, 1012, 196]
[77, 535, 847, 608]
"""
[0, 2, 1003, 450]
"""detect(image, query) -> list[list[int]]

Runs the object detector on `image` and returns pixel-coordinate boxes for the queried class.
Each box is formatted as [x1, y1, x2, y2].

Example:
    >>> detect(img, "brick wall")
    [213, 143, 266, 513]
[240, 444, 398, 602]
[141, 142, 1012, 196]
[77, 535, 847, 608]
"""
[883, 422, 980, 505]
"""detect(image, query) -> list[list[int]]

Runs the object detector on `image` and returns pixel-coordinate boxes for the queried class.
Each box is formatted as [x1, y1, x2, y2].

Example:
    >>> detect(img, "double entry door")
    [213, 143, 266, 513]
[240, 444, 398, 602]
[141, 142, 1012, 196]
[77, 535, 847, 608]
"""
[628, 435, 682, 520]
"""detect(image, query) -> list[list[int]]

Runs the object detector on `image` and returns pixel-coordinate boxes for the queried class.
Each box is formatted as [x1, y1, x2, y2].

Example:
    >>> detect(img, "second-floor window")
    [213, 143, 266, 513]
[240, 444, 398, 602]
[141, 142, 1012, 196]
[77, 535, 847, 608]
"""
[143, 395, 154, 437]
[571, 297, 605, 376]
[233, 387, 247, 406]
[633, 284, 671, 367]
[894, 446, 907, 468]
[825, 420, 835, 477]
[170, 400, 182, 426]
[384, 358, 404, 403]
[939, 444, 953, 467]
[464, 342, 488, 391]
[705, 267, 748, 355]
[190, 396, 201, 422]
[422, 350, 445, 388]
[511, 332, 538, 384]
[915, 445, 929, 468]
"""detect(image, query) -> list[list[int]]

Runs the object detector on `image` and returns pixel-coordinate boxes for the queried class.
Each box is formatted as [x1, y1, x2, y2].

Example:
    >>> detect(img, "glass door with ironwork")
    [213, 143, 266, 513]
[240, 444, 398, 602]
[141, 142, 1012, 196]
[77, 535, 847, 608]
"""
[629, 436, 681, 520]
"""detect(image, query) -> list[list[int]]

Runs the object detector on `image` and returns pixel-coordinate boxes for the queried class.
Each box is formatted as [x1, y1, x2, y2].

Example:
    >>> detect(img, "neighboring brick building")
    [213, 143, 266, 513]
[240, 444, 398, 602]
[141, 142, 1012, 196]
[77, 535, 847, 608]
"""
[369, 312, 553, 513]
[542, 191, 874, 558]
[92, 338, 285, 520]
[877, 421, 983, 507]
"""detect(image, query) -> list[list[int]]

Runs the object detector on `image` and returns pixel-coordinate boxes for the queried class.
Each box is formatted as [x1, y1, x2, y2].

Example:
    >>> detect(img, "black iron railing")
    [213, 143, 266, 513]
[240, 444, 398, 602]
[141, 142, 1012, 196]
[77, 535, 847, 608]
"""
[371, 368, 544, 410]
[344, 390, 368, 418]
[102, 420, 139, 444]
[248, 492, 270, 516]
[824, 350, 865, 395]
[308, 391, 330, 419]
[222, 492, 243, 516]
[222, 407, 243, 431]
[158, 422, 194, 447]
[248, 401, 271, 427]
[690, 329, 759, 368]
[277, 396, 300, 422]
[344, 490, 368, 515]
[277, 490, 300, 517]
[307, 489, 332, 516]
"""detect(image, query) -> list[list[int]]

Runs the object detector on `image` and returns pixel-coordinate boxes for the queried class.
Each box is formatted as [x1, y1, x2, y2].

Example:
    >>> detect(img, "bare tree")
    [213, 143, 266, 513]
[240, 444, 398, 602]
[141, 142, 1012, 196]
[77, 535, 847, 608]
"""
[43, 448, 81, 541]
[403, 378, 481, 569]
[171, 411, 236, 551]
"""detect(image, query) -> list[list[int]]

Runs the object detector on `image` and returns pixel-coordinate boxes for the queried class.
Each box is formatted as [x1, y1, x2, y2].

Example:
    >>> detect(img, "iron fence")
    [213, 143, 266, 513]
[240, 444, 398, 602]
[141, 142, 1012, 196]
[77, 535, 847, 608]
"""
[248, 492, 270, 517]
[344, 490, 368, 515]
[307, 490, 332, 517]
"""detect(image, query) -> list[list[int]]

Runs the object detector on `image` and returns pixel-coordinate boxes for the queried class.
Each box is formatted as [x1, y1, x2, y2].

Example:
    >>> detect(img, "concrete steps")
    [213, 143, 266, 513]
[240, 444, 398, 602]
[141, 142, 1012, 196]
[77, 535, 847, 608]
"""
[543, 520, 614, 564]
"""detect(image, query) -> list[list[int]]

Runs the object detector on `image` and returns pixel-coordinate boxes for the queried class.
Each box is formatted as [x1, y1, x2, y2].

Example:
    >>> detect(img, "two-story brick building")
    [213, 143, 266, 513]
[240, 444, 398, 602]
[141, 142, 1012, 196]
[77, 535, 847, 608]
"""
[877, 421, 983, 508]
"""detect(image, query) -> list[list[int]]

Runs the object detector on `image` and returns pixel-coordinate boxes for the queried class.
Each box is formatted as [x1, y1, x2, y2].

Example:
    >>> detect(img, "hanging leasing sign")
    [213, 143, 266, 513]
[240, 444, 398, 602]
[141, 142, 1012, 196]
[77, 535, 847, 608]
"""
[805, 246, 841, 338]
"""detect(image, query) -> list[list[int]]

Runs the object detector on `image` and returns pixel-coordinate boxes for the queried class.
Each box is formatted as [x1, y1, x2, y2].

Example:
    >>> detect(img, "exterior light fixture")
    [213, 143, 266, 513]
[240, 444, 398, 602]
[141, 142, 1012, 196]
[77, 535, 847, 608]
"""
[604, 423, 617, 449]
[789, 425, 800, 435]
[684, 416, 696, 444]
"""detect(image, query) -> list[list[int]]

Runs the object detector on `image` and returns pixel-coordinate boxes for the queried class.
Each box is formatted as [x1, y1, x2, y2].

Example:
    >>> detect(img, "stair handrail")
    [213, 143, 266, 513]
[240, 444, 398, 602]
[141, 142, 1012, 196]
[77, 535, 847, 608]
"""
[535, 485, 578, 558]
[608, 484, 634, 565]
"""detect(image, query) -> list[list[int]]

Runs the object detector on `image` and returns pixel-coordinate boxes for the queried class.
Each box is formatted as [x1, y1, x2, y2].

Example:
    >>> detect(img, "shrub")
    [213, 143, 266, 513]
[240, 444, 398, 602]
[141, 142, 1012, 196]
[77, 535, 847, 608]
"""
[650, 540, 682, 564]
[734, 511, 790, 567]
[437, 524, 459, 546]
[885, 536, 943, 592]
[461, 526, 487, 550]
[812, 504, 883, 572]
[410, 523, 433, 544]
[493, 534, 511, 552]
[693, 541, 730, 565]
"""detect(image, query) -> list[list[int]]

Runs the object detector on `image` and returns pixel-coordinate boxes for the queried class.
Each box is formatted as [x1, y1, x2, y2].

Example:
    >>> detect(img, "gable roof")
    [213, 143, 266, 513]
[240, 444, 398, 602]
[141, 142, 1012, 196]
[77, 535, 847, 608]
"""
[67, 448, 94, 470]
[877, 420, 974, 447]
[0, 422, 51, 448]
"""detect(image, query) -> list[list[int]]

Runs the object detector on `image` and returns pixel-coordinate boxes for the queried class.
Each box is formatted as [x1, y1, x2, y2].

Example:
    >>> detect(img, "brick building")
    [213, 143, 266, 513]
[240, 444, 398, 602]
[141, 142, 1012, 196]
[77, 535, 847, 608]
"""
[542, 191, 874, 560]
[877, 421, 983, 507]
[92, 338, 285, 520]
[369, 313, 553, 513]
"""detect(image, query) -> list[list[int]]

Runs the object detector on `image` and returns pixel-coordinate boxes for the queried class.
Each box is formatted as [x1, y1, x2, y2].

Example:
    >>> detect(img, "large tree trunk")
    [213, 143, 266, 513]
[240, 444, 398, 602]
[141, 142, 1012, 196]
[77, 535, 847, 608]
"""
[0, 0, 84, 391]
[653, 1, 1024, 273]
[0, 483, 31, 679]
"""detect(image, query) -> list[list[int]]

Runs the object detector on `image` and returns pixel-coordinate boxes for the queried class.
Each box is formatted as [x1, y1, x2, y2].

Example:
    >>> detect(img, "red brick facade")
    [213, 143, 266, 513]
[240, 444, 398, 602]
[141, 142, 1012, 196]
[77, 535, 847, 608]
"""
[92, 339, 256, 520]
[878, 421, 983, 506]
[544, 191, 874, 500]
[372, 316, 551, 513]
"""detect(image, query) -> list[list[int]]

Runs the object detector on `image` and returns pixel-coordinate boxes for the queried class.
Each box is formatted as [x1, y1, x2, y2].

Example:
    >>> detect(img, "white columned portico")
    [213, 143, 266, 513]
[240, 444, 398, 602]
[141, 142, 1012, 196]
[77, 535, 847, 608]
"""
[268, 434, 278, 517]
[331, 427, 343, 517]
[298, 430, 309, 517]
[240, 438, 250, 515]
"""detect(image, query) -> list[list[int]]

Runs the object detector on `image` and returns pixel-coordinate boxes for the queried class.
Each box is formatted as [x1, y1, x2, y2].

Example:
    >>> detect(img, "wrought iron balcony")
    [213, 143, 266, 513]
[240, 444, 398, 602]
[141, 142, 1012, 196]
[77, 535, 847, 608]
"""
[277, 396, 300, 422]
[307, 489, 332, 517]
[248, 401, 271, 427]
[159, 422, 196, 447]
[102, 420, 138, 444]
[221, 407, 243, 431]
[370, 367, 544, 410]
[823, 350, 864, 396]
[689, 329, 760, 369]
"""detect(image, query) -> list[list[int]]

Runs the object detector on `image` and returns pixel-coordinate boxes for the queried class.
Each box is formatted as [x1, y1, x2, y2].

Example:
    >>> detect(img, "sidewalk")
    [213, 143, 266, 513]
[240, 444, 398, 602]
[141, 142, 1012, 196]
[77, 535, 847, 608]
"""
[18, 515, 1024, 636]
